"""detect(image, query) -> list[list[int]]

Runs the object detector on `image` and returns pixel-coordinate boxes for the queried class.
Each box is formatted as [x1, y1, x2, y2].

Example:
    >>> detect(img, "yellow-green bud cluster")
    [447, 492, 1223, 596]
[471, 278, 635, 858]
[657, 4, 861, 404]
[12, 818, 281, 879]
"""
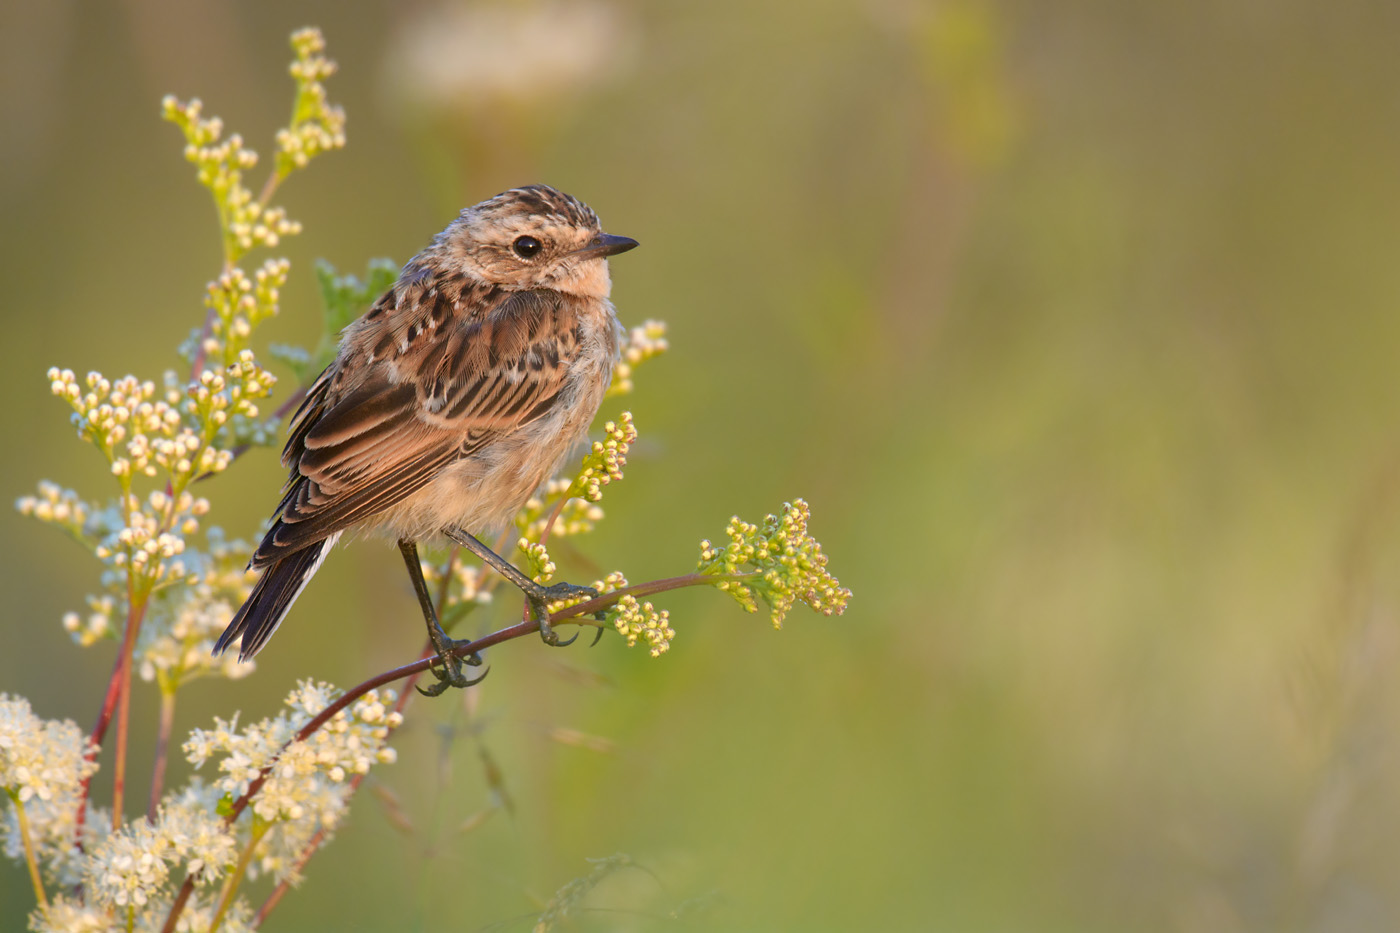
[276, 29, 347, 178]
[517, 538, 556, 585]
[570, 412, 637, 503]
[163, 28, 341, 270]
[607, 320, 669, 398]
[203, 259, 291, 367]
[611, 594, 675, 657]
[697, 498, 852, 628]
[541, 570, 627, 616]
[162, 95, 297, 264]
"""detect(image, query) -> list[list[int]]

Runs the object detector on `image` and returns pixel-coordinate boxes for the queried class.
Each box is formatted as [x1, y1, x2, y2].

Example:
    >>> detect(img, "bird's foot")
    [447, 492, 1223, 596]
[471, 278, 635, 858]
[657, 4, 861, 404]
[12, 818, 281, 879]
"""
[417, 636, 486, 697]
[529, 581, 599, 647]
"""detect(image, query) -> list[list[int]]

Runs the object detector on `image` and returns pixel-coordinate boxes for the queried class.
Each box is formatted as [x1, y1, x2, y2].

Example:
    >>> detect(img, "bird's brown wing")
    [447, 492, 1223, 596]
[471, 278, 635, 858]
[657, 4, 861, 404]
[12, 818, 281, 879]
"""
[250, 289, 581, 567]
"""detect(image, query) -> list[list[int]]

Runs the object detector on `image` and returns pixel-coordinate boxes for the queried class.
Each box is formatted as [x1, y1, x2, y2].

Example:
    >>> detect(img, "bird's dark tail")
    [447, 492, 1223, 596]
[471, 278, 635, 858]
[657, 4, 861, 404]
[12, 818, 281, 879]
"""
[213, 532, 341, 662]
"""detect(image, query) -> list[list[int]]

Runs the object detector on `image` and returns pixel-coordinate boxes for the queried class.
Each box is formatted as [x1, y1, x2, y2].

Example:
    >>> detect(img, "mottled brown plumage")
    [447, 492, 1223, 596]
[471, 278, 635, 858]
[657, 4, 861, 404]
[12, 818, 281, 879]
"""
[215, 185, 637, 676]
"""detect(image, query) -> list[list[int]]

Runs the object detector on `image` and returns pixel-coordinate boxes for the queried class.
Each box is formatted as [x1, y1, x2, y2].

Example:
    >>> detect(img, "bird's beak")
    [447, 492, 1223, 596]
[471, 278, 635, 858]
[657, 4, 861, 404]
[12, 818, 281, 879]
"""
[571, 233, 639, 261]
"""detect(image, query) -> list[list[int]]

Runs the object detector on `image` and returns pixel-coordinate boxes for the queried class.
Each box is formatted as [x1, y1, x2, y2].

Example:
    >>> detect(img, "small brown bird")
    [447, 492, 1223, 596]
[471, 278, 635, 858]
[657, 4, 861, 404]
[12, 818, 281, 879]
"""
[214, 185, 638, 694]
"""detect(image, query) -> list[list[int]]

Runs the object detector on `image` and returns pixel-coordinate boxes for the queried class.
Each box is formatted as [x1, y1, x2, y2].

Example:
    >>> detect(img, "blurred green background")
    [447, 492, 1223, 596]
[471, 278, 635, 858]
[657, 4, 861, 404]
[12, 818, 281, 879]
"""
[4, 1, 1400, 930]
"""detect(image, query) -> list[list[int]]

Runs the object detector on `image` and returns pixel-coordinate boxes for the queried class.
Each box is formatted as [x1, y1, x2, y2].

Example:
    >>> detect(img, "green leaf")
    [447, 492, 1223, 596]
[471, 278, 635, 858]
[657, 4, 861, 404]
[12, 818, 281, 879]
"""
[310, 258, 399, 374]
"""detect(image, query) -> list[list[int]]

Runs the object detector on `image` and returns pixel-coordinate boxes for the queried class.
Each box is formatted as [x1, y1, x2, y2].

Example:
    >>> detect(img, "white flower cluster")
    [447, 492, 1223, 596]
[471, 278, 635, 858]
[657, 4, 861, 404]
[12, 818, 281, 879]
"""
[137, 595, 249, 687]
[31, 893, 256, 933]
[82, 781, 238, 911]
[0, 696, 96, 807]
[96, 497, 195, 581]
[62, 595, 117, 647]
[0, 695, 103, 887]
[184, 682, 401, 883]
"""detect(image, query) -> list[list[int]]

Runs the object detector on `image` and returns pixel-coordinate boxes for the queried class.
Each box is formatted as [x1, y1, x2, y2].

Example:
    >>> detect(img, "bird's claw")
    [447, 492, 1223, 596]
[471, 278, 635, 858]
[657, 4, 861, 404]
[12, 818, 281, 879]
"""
[529, 582, 598, 648]
[418, 638, 487, 697]
[536, 607, 580, 648]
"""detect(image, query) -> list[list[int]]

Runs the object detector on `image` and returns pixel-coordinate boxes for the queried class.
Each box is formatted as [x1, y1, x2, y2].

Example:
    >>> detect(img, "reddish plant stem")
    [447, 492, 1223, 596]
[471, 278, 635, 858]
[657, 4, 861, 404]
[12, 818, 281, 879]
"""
[110, 633, 138, 829]
[148, 688, 177, 821]
[77, 582, 148, 846]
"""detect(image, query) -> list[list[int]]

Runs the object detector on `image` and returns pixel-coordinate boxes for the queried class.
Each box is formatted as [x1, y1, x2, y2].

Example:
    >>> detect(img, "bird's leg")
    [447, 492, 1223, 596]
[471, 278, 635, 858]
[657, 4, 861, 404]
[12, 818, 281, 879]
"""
[398, 540, 486, 696]
[444, 528, 598, 647]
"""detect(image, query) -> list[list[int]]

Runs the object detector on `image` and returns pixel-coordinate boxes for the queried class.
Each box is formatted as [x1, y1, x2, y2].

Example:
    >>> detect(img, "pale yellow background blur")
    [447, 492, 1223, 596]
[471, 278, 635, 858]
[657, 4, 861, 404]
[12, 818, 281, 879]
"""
[4, 1, 1400, 930]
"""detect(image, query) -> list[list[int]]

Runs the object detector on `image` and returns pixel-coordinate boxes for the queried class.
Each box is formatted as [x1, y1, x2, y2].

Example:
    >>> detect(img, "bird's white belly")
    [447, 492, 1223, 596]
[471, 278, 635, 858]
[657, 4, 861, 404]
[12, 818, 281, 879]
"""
[372, 332, 614, 543]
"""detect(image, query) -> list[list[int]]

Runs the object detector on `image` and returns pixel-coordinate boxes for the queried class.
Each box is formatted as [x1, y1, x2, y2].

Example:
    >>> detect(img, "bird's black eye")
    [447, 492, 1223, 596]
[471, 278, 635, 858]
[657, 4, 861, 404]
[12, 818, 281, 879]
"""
[512, 235, 542, 259]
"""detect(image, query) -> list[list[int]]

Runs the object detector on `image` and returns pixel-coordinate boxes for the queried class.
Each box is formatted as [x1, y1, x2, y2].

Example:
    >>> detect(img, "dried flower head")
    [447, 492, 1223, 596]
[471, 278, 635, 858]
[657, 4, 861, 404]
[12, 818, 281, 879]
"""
[533, 853, 638, 933]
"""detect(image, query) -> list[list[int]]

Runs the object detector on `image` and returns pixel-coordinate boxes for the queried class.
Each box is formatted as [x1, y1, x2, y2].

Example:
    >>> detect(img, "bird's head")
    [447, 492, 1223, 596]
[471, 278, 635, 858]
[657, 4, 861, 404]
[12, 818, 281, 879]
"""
[440, 184, 638, 298]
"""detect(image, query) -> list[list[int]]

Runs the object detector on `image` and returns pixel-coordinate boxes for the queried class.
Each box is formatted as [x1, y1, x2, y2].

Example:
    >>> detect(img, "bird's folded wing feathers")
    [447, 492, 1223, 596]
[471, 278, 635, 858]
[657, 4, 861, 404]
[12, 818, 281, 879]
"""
[250, 289, 579, 566]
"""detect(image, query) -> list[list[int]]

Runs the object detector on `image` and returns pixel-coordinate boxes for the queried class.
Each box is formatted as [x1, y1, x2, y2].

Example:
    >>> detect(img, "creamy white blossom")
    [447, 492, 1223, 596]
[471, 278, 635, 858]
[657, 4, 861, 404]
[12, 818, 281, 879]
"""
[27, 895, 122, 933]
[0, 696, 96, 805]
[183, 682, 401, 884]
